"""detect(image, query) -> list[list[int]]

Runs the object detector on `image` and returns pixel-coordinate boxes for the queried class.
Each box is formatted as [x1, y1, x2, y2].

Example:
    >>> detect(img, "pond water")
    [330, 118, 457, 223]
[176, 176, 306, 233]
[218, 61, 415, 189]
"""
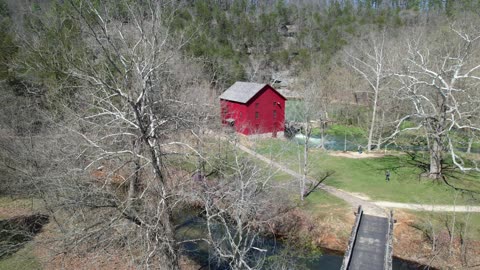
[174, 211, 424, 270]
[293, 133, 384, 151]
[293, 134, 479, 153]
[293, 134, 363, 151]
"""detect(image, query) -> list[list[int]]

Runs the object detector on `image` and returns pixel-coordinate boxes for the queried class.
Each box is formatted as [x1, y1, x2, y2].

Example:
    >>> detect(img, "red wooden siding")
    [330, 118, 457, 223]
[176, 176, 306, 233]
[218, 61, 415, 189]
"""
[221, 85, 286, 136]
[220, 100, 249, 134]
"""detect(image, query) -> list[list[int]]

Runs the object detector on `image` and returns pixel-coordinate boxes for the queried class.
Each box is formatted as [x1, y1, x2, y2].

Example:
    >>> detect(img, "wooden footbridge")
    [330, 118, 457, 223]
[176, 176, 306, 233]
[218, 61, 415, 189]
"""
[341, 206, 394, 270]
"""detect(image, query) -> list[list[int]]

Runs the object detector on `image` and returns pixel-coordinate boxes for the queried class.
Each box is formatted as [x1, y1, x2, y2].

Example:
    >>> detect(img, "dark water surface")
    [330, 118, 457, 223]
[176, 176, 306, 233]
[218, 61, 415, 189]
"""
[175, 213, 425, 270]
[294, 133, 479, 154]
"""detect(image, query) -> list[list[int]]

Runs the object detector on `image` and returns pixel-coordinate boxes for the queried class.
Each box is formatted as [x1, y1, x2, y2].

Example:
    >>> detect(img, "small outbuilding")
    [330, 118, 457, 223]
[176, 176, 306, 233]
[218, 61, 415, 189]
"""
[220, 82, 286, 137]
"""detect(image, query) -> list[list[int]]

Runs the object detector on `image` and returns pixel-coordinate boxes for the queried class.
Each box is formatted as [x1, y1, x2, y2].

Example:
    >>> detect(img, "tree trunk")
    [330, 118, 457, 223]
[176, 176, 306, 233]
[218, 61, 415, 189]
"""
[449, 192, 459, 257]
[467, 137, 473, 154]
[462, 212, 471, 266]
[133, 106, 179, 269]
[301, 128, 309, 201]
[376, 110, 385, 151]
[320, 120, 325, 149]
[429, 137, 442, 179]
[428, 101, 447, 179]
[367, 87, 379, 152]
[126, 139, 142, 212]
[159, 208, 180, 269]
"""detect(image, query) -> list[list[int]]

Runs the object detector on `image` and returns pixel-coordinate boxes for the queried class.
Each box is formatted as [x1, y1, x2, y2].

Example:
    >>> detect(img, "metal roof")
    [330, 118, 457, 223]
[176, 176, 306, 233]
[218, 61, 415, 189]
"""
[219, 82, 268, 104]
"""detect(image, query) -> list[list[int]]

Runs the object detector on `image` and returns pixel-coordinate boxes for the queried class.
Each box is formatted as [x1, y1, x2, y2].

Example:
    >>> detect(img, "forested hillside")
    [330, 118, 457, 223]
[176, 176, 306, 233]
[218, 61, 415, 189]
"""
[1, 0, 480, 269]
[3, 0, 480, 88]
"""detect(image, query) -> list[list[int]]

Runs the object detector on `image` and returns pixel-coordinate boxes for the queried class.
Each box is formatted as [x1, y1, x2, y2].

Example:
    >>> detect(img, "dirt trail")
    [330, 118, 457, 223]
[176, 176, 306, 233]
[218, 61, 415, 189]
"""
[329, 151, 386, 159]
[374, 201, 480, 212]
[236, 144, 388, 217]
[237, 143, 480, 215]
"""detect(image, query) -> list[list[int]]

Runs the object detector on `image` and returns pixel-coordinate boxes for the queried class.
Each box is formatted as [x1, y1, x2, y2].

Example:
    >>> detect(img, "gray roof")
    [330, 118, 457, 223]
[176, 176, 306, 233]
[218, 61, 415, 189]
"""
[219, 82, 269, 103]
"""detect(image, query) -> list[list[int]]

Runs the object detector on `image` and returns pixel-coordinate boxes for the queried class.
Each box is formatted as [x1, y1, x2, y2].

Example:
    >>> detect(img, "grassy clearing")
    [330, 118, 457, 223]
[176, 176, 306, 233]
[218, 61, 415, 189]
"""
[168, 146, 294, 184]
[168, 137, 351, 214]
[0, 197, 40, 219]
[302, 191, 350, 216]
[0, 197, 43, 269]
[253, 138, 480, 205]
[0, 243, 41, 270]
[0, 197, 36, 209]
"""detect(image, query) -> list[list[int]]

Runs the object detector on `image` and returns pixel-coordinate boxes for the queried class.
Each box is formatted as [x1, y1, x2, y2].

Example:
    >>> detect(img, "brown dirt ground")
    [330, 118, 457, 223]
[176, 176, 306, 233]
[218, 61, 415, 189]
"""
[30, 207, 478, 270]
[32, 223, 200, 270]
[32, 222, 134, 270]
[329, 151, 386, 159]
[3, 195, 480, 269]
[0, 198, 36, 219]
[307, 208, 355, 252]
[301, 208, 480, 269]
[392, 210, 480, 269]
[0, 206, 33, 219]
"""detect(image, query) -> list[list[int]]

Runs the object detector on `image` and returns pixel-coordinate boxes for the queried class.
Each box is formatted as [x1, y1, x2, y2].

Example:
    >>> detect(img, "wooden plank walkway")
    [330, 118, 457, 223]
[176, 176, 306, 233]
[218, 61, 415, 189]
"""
[348, 214, 389, 270]
[341, 207, 394, 270]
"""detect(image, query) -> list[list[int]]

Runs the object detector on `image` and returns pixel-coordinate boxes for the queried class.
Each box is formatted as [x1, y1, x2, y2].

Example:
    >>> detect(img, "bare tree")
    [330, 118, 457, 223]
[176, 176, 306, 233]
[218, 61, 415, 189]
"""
[192, 138, 294, 270]
[345, 29, 391, 152]
[204, 151, 267, 269]
[290, 68, 332, 201]
[465, 130, 478, 153]
[13, 1, 216, 268]
[393, 21, 480, 178]
[12, 1, 309, 268]
[0, 81, 53, 198]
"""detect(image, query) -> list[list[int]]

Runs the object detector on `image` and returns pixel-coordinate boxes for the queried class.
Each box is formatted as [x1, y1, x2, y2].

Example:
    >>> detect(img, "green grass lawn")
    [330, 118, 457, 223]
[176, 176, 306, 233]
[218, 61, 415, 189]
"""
[0, 197, 40, 219]
[0, 196, 36, 208]
[253, 139, 480, 205]
[0, 244, 41, 270]
[0, 197, 43, 270]
[302, 191, 350, 216]
[248, 153, 351, 211]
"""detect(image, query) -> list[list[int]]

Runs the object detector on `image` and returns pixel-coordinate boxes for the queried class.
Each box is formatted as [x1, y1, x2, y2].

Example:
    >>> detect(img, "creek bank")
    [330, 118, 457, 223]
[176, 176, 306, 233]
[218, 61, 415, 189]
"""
[292, 133, 480, 153]
[393, 210, 480, 269]
[174, 206, 427, 269]
[0, 213, 49, 258]
[174, 206, 343, 269]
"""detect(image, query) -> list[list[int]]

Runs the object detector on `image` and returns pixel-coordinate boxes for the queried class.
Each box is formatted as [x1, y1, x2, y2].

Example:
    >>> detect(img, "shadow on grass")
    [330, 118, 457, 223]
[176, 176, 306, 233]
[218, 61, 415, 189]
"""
[0, 214, 49, 259]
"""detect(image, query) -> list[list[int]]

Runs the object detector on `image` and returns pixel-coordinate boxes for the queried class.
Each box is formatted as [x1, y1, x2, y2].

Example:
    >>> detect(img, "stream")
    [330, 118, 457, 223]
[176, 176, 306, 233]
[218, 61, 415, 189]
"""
[293, 134, 479, 154]
[174, 211, 424, 270]
[0, 211, 425, 269]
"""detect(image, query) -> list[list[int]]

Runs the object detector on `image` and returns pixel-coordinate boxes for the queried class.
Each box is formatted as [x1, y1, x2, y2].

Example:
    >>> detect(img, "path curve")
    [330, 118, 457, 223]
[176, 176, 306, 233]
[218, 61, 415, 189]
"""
[237, 143, 480, 214]
[236, 144, 388, 217]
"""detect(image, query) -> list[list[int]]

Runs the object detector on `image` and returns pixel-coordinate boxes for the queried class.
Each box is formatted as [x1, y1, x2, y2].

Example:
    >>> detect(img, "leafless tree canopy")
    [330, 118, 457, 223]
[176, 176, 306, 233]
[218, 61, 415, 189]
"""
[392, 21, 480, 177]
[7, 1, 217, 268]
[2, 1, 480, 269]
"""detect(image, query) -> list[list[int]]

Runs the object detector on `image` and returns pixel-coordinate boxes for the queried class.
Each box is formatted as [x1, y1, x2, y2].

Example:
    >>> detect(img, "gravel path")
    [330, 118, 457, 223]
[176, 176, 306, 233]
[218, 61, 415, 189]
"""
[374, 201, 480, 212]
[237, 143, 480, 215]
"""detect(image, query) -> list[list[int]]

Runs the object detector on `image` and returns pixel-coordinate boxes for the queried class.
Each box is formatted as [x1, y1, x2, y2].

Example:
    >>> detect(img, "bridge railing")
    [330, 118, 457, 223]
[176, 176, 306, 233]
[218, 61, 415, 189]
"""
[384, 210, 394, 270]
[340, 205, 363, 270]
